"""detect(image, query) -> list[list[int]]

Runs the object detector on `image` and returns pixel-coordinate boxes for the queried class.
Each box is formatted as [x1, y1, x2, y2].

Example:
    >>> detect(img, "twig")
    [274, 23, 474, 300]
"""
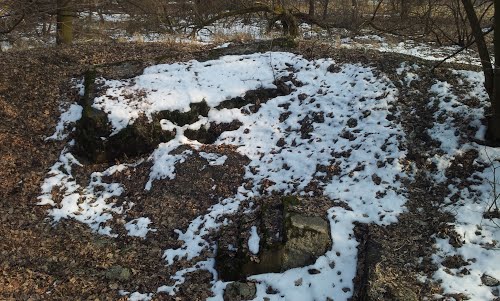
[484, 148, 500, 213]
[371, 0, 384, 22]
[268, 39, 276, 82]
[431, 27, 494, 72]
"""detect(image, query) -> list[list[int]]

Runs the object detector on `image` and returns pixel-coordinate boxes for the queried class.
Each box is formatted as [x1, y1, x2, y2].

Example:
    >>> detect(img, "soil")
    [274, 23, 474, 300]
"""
[0, 40, 486, 300]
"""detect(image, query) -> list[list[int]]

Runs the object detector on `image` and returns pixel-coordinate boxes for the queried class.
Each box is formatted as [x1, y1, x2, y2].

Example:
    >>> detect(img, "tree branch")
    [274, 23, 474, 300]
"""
[431, 26, 494, 72]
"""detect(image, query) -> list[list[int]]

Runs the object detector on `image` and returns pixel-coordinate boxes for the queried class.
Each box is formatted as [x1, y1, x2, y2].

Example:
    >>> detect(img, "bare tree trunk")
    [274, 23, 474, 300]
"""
[461, 0, 500, 141]
[491, 0, 500, 141]
[371, 0, 384, 21]
[461, 0, 493, 97]
[322, 0, 329, 18]
[351, 0, 359, 29]
[56, 0, 73, 45]
[400, 0, 409, 18]
[424, 0, 433, 34]
[309, 0, 315, 16]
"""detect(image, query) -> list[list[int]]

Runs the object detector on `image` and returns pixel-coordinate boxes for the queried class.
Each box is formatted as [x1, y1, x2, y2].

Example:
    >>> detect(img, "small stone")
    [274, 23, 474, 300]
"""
[224, 282, 256, 301]
[294, 278, 303, 286]
[298, 93, 308, 101]
[265, 286, 278, 294]
[371, 174, 382, 185]
[308, 268, 321, 275]
[329, 261, 335, 269]
[346, 118, 358, 128]
[327, 64, 342, 73]
[340, 130, 356, 141]
[342, 287, 351, 293]
[481, 274, 500, 287]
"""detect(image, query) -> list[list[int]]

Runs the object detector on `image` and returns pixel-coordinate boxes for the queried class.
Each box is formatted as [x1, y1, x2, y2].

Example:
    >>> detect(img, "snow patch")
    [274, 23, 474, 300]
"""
[248, 226, 260, 254]
[46, 103, 83, 140]
[125, 217, 157, 238]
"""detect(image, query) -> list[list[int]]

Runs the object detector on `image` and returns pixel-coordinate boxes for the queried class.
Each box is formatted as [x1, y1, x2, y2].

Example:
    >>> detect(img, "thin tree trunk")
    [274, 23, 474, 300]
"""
[351, 0, 359, 29]
[491, 0, 500, 141]
[309, 0, 315, 16]
[322, 0, 329, 18]
[400, 0, 409, 18]
[461, 0, 493, 97]
[461, 0, 500, 141]
[424, 0, 433, 34]
[371, 0, 384, 21]
[56, 0, 73, 45]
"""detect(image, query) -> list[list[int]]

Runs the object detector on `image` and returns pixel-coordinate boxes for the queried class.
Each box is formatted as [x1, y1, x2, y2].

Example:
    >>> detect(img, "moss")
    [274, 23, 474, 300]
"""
[73, 68, 179, 163]
[81, 69, 97, 108]
[281, 195, 300, 208]
[73, 68, 111, 163]
[203, 49, 226, 62]
[273, 37, 298, 48]
[216, 249, 246, 281]
[105, 116, 174, 162]
[240, 248, 283, 276]
[73, 109, 110, 163]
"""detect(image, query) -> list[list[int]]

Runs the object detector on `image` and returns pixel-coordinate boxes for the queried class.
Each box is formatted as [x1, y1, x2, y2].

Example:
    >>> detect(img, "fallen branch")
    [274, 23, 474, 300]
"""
[0, 13, 25, 35]
[292, 12, 330, 31]
[189, 4, 333, 38]
[190, 5, 272, 35]
[371, 0, 384, 22]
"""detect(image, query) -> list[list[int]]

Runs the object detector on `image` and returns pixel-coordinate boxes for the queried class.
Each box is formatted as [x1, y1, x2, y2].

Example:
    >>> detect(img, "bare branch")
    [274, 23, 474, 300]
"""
[431, 26, 494, 72]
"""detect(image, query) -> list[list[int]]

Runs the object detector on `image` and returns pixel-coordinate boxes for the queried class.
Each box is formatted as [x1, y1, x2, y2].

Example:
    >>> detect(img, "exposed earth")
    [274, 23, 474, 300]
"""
[1, 40, 499, 301]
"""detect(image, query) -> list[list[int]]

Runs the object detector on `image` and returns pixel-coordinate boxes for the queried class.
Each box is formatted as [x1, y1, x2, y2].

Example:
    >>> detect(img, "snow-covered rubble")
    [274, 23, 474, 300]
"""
[40, 50, 500, 301]
[40, 51, 409, 300]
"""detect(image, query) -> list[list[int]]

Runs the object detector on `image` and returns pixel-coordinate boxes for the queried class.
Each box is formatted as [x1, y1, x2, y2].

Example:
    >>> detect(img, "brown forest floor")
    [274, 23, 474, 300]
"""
[0, 40, 484, 300]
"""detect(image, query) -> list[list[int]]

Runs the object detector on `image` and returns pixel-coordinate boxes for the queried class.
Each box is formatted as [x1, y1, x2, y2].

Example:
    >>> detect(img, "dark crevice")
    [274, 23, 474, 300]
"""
[184, 120, 243, 144]
[155, 101, 210, 126]
[215, 77, 297, 111]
